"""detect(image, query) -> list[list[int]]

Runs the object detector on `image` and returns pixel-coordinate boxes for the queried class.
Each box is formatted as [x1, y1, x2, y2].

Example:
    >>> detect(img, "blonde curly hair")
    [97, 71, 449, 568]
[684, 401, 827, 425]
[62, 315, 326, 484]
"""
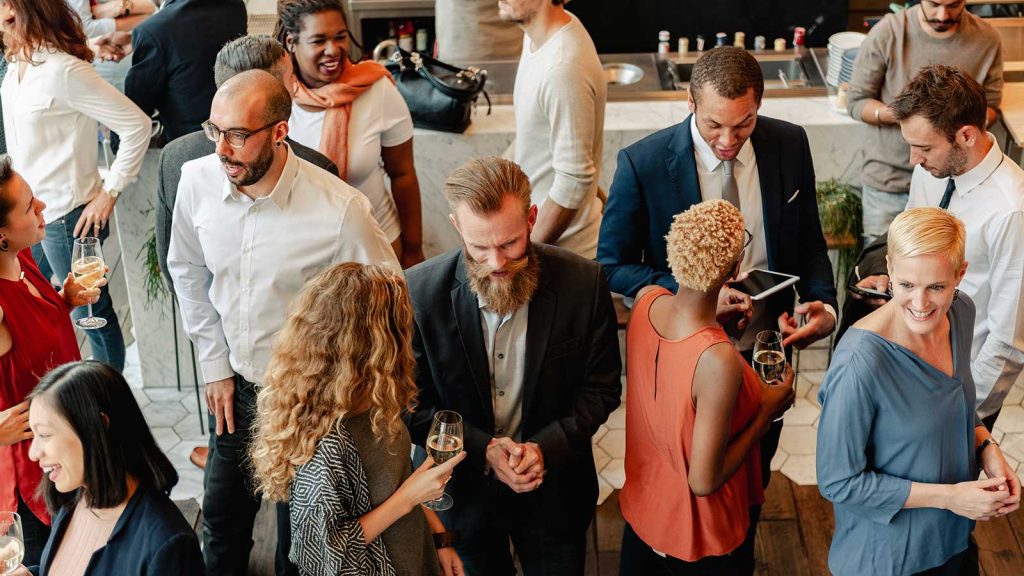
[250, 263, 418, 502]
[666, 199, 746, 292]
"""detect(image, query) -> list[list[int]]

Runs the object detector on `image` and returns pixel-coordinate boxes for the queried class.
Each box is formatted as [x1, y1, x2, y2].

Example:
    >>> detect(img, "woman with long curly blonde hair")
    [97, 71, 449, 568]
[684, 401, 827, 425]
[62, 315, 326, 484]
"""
[250, 262, 465, 576]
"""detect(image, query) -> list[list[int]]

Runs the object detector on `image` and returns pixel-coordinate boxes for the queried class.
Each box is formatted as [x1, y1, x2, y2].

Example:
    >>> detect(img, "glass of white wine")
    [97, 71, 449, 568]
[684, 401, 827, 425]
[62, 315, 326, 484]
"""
[71, 237, 107, 330]
[423, 410, 463, 512]
[0, 512, 24, 575]
[753, 330, 788, 422]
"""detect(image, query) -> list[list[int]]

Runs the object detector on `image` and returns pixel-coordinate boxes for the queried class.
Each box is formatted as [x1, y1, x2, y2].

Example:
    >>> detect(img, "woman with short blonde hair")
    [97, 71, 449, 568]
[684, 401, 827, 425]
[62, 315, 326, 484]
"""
[818, 208, 1020, 575]
[250, 262, 464, 576]
[619, 200, 794, 575]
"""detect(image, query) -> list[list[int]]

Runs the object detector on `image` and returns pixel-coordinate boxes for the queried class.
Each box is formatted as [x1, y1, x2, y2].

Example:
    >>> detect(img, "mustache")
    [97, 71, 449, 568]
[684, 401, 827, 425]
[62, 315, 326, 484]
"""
[468, 251, 530, 278]
[926, 17, 960, 26]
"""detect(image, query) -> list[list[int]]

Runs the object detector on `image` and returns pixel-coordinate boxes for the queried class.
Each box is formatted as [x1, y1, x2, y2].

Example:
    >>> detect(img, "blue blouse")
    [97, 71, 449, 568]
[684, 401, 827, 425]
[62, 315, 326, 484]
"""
[817, 296, 979, 576]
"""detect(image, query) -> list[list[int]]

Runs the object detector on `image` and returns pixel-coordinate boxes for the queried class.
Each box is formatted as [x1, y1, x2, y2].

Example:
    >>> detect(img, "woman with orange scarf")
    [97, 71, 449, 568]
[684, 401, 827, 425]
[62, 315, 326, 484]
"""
[278, 0, 425, 268]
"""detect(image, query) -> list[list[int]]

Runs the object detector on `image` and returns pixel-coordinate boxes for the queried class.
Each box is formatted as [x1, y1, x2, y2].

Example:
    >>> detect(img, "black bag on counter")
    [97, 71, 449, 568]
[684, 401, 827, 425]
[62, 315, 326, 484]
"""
[385, 48, 490, 134]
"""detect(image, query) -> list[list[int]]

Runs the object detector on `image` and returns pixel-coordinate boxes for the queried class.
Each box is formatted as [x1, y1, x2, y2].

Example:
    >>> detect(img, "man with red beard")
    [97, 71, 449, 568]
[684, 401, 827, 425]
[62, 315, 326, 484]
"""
[404, 156, 622, 576]
[167, 69, 398, 576]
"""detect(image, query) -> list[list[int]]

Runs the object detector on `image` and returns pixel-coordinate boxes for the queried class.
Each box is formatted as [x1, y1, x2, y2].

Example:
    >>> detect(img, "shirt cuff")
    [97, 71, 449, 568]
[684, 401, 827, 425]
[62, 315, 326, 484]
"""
[824, 304, 837, 329]
[199, 358, 234, 384]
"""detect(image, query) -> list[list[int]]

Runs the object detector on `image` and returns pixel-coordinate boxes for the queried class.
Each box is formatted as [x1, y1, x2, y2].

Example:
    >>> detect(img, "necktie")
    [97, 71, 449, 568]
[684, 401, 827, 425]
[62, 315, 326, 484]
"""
[939, 178, 955, 210]
[721, 159, 740, 208]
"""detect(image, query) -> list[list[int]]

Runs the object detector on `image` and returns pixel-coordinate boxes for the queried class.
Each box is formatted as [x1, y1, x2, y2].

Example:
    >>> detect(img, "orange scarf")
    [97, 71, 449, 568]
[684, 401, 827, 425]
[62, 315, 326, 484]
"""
[290, 60, 394, 181]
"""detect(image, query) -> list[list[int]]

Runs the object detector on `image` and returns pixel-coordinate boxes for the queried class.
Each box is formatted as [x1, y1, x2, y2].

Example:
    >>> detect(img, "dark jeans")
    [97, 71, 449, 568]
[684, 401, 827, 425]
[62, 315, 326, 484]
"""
[619, 507, 761, 576]
[17, 493, 50, 568]
[30, 203, 125, 371]
[201, 375, 296, 576]
[440, 474, 587, 576]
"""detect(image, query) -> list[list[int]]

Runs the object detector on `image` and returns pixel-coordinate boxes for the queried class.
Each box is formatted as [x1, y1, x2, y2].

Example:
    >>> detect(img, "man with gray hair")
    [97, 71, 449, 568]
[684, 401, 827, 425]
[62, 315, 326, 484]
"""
[168, 69, 398, 576]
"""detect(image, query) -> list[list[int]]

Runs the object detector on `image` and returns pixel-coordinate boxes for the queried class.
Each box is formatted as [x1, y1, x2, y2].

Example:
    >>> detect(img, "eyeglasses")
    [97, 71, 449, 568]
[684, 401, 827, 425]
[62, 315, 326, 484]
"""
[744, 229, 753, 248]
[201, 120, 278, 149]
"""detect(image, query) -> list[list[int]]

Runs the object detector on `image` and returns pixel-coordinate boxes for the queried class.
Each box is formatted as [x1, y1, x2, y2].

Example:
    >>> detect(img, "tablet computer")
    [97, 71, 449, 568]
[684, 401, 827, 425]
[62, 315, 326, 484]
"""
[734, 269, 800, 301]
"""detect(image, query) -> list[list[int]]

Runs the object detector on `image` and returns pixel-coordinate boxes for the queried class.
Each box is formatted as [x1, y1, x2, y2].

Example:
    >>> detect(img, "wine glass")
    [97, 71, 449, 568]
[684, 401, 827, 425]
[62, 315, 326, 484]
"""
[422, 410, 463, 511]
[0, 512, 24, 575]
[71, 237, 107, 330]
[753, 330, 788, 422]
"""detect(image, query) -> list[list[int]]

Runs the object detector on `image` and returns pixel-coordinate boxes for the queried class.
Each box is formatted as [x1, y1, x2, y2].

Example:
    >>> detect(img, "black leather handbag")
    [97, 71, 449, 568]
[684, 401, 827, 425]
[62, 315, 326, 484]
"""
[385, 48, 490, 134]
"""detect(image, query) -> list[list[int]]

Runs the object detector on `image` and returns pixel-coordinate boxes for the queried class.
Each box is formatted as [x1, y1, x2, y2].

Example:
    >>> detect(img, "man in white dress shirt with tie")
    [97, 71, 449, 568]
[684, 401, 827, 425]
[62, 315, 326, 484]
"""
[167, 69, 398, 576]
[894, 65, 1024, 432]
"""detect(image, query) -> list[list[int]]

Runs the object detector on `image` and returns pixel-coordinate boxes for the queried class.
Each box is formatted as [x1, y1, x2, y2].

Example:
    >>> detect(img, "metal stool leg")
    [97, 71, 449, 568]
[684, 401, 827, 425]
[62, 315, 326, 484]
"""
[190, 340, 205, 435]
[172, 296, 181, 392]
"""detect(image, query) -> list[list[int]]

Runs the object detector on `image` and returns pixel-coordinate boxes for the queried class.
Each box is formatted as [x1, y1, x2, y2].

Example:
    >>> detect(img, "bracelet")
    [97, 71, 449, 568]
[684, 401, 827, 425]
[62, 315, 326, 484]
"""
[432, 531, 456, 550]
[976, 437, 999, 461]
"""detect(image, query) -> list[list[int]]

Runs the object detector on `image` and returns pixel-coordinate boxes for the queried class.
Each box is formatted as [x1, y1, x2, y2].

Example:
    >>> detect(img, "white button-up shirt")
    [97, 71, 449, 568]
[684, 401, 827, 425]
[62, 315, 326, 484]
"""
[167, 148, 400, 384]
[1, 49, 150, 223]
[908, 134, 1024, 418]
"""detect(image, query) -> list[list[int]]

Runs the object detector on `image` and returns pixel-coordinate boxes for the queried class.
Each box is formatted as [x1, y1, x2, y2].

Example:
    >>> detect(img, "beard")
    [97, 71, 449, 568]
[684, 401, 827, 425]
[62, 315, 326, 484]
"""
[926, 15, 961, 32]
[219, 138, 275, 187]
[465, 242, 541, 317]
[936, 142, 969, 178]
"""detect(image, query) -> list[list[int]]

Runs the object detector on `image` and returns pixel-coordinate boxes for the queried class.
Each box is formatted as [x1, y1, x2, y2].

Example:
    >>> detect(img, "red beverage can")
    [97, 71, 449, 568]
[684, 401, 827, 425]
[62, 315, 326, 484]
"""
[793, 26, 806, 47]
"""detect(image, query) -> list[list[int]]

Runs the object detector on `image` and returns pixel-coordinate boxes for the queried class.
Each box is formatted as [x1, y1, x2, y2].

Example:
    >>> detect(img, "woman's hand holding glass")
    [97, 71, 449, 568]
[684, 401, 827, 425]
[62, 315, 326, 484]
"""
[758, 364, 795, 427]
[397, 451, 467, 512]
[60, 267, 107, 309]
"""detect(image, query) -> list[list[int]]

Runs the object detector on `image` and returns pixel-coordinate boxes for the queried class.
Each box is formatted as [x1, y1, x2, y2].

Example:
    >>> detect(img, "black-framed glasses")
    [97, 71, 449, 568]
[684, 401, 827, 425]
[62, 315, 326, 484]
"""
[743, 229, 753, 248]
[202, 120, 278, 149]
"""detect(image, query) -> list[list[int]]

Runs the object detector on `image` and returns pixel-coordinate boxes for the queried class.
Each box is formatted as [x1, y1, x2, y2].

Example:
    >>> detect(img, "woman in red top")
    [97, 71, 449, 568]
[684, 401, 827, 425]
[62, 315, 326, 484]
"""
[619, 200, 795, 576]
[0, 156, 101, 566]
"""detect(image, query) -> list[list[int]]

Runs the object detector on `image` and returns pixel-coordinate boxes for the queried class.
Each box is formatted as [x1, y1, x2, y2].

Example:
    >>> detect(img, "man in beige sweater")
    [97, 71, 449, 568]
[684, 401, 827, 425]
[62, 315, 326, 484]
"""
[847, 0, 1002, 243]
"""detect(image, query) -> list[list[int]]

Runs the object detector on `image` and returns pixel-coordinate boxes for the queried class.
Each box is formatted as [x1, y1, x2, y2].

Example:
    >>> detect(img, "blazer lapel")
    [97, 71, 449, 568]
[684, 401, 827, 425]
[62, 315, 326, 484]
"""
[521, 279, 556, 425]
[665, 115, 703, 208]
[452, 255, 495, 422]
[751, 122, 782, 269]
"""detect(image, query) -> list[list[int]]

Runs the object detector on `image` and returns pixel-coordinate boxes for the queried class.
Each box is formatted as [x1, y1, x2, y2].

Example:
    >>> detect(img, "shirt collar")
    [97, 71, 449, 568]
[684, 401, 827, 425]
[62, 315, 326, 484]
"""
[951, 133, 1002, 198]
[220, 143, 298, 208]
[689, 114, 755, 171]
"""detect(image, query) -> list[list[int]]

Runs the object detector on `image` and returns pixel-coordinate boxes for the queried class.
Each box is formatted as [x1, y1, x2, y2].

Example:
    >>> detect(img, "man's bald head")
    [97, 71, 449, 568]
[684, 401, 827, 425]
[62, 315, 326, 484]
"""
[215, 69, 292, 126]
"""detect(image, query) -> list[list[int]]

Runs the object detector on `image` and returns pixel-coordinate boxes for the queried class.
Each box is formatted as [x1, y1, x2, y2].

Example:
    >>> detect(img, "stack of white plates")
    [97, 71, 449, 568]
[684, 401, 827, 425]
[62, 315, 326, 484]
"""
[826, 31, 866, 87]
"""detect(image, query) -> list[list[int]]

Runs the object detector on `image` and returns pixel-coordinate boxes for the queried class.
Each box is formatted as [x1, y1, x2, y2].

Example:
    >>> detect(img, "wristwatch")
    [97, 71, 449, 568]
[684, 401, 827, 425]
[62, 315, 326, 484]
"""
[432, 531, 456, 550]
[976, 437, 999, 461]
[121, 0, 133, 16]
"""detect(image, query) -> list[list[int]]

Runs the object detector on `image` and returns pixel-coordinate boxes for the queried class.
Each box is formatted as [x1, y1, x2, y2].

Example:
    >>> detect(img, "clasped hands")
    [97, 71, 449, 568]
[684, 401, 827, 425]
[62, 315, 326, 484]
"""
[88, 31, 133, 63]
[486, 437, 544, 493]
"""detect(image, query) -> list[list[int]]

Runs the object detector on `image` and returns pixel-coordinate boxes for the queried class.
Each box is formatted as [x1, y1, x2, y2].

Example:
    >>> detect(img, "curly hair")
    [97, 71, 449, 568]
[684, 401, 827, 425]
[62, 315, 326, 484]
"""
[1, 0, 93, 64]
[666, 199, 746, 292]
[250, 263, 418, 502]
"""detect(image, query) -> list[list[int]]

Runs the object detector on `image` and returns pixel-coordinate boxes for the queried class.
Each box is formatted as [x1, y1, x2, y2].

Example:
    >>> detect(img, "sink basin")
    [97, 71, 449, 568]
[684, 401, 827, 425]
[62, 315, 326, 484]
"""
[657, 51, 825, 92]
[603, 62, 644, 86]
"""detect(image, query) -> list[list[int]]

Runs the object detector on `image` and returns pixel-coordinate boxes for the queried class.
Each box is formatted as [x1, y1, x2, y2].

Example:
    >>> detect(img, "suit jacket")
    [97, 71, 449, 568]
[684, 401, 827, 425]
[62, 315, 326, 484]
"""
[155, 132, 339, 291]
[405, 243, 622, 530]
[125, 0, 247, 144]
[598, 115, 838, 319]
[30, 488, 205, 576]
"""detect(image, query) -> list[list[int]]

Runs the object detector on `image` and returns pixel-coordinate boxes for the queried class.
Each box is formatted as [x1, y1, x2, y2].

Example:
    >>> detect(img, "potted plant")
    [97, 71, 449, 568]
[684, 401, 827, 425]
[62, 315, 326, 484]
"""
[816, 178, 862, 286]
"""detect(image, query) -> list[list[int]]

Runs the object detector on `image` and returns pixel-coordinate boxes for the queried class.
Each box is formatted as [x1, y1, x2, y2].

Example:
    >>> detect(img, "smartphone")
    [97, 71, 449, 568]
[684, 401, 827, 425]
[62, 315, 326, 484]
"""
[849, 284, 892, 301]
[733, 269, 800, 301]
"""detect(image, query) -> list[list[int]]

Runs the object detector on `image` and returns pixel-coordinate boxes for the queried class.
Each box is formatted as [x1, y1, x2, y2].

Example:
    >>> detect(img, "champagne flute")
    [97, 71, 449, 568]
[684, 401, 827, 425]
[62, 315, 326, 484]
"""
[71, 237, 107, 330]
[0, 512, 24, 575]
[423, 410, 463, 511]
[753, 330, 787, 422]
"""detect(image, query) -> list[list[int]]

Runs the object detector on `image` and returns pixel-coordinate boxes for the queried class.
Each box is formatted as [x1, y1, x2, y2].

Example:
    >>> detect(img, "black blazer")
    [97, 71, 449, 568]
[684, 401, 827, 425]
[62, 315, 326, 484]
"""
[597, 115, 838, 319]
[125, 0, 247, 143]
[31, 488, 204, 576]
[405, 244, 622, 529]
[155, 132, 339, 292]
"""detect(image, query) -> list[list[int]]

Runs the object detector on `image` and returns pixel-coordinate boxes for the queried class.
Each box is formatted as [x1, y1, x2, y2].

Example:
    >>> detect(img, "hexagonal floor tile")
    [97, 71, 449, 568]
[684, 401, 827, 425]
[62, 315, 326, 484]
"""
[143, 400, 188, 428]
[1000, 433, 1024, 463]
[782, 398, 820, 427]
[994, 406, 1024, 433]
[173, 411, 209, 442]
[778, 425, 817, 456]
[780, 454, 817, 486]
[599, 429, 626, 459]
[151, 427, 181, 453]
[592, 424, 609, 444]
[600, 457, 625, 489]
[770, 448, 789, 472]
[597, 476, 614, 506]
[593, 445, 612, 472]
[795, 349, 830, 371]
[1003, 384, 1024, 408]
[606, 406, 626, 431]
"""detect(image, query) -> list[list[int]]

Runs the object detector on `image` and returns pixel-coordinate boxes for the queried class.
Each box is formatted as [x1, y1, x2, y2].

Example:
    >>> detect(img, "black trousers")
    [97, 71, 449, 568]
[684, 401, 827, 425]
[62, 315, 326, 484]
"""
[916, 551, 966, 576]
[619, 507, 761, 576]
[739, 349, 782, 489]
[440, 473, 588, 576]
[17, 493, 50, 568]
[201, 375, 297, 576]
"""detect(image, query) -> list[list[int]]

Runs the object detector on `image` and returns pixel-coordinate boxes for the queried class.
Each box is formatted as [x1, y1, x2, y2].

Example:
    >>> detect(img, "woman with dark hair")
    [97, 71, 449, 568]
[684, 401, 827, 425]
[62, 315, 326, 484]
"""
[16, 360, 204, 575]
[0, 157, 100, 566]
[277, 0, 425, 268]
[0, 0, 150, 372]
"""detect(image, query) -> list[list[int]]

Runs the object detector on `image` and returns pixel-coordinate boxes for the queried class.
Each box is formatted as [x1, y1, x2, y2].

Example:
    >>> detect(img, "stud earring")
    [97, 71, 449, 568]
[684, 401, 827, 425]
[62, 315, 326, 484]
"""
[0, 238, 9, 252]
[886, 281, 893, 297]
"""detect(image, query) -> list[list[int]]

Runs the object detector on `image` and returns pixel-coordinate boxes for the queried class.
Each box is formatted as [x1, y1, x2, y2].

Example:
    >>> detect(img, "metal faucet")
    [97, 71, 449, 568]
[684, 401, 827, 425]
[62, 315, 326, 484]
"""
[372, 38, 398, 62]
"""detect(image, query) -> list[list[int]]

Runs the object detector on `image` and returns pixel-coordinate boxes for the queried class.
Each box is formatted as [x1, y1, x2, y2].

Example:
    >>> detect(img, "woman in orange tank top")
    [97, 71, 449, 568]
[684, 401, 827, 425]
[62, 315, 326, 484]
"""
[618, 200, 795, 575]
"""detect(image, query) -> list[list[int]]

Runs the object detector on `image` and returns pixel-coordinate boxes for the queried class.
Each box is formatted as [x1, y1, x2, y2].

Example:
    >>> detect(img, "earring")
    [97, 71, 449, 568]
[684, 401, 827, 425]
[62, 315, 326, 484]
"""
[0, 238, 8, 252]
[953, 288, 960, 302]
[886, 281, 893, 297]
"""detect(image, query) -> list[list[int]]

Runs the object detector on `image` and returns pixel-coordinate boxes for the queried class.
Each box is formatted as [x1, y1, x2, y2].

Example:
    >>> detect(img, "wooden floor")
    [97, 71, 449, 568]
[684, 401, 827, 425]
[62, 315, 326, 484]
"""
[175, 472, 1024, 575]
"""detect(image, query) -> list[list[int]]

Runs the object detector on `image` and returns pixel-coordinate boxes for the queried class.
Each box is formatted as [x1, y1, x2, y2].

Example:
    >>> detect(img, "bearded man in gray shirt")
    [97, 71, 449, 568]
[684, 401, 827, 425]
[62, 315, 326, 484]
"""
[847, 0, 1002, 243]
